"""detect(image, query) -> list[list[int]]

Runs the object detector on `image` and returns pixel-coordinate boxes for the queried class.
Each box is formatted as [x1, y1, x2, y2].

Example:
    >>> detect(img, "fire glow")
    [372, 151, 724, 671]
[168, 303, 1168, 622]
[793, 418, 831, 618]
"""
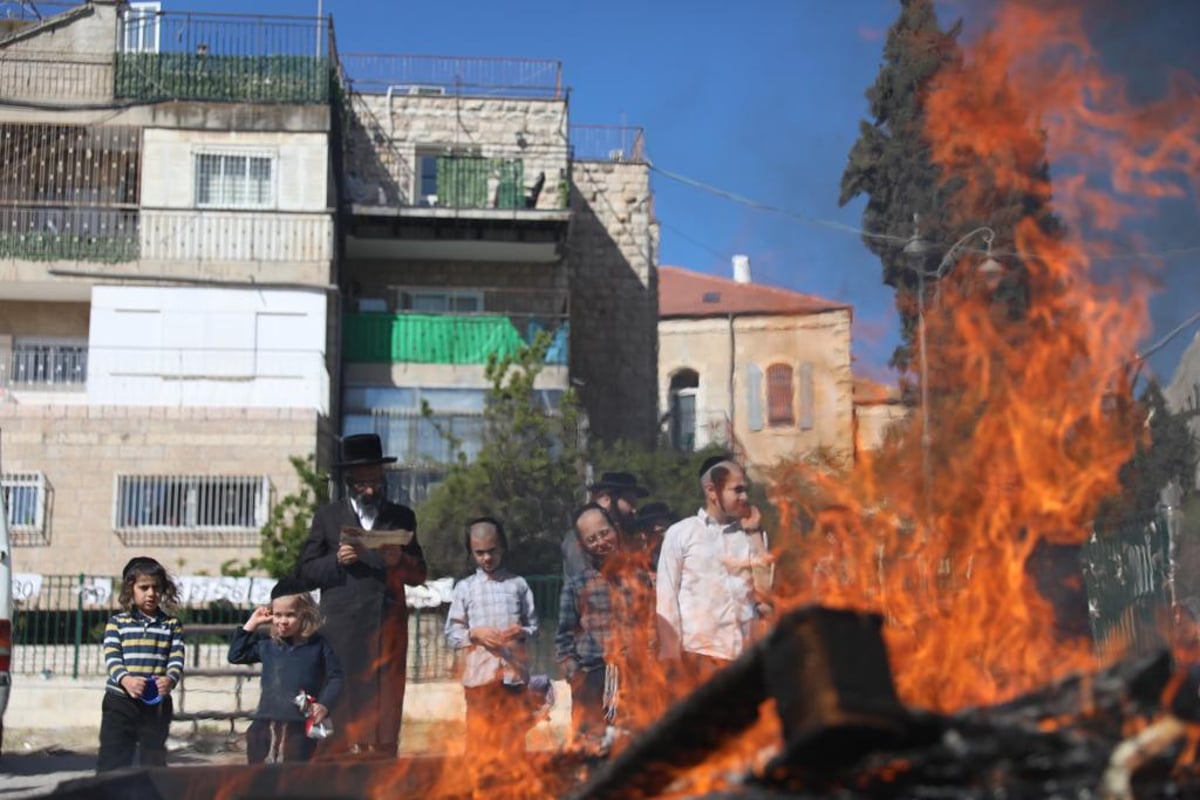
[193, 1, 1200, 798]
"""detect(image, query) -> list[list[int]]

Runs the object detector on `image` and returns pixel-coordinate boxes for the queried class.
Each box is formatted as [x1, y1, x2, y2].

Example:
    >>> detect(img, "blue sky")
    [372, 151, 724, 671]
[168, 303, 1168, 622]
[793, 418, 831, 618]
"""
[97, 0, 1199, 383]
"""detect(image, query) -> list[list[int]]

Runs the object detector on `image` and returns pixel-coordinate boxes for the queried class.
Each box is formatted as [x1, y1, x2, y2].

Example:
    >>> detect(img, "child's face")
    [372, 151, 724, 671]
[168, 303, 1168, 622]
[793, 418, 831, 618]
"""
[469, 525, 504, 573]
[132, 574, 162, 616]
[272, 596, 301, 638]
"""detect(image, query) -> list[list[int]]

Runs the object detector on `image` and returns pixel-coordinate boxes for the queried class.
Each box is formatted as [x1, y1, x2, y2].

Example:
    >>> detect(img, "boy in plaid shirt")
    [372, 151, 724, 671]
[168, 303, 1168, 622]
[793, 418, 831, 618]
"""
[445, 517, 538, 759]
[556, 503, 655, 752]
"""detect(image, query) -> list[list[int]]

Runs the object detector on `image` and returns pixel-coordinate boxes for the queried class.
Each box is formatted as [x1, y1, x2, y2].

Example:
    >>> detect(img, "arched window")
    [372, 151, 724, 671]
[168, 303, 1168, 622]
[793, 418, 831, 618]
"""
[766, 364, 794, 427]
[669, 369, 699, 451]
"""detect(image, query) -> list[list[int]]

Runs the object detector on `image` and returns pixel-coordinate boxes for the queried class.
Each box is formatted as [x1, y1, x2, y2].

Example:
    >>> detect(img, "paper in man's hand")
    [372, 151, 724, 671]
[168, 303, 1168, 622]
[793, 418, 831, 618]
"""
[340, 526, 414, 549]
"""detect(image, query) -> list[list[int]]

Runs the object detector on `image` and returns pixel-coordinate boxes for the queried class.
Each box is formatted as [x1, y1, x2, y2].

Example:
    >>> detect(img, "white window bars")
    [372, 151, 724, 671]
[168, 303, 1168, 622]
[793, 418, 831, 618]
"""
[1, 471, 46, 536]
[194, 152, 276, 209]
[113, 474, 269, 533]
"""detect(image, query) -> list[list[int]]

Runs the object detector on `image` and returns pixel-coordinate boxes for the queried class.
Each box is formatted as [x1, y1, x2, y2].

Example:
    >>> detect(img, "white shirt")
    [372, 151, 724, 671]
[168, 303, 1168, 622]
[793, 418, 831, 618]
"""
[655, 508, 769, 661]
[348, 497, 376, 530]
[444, 569, 538, 688]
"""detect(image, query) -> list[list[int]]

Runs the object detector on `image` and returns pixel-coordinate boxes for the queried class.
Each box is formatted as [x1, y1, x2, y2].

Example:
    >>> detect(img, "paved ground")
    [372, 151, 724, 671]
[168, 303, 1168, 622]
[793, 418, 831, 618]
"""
[0, 728, 243, 799]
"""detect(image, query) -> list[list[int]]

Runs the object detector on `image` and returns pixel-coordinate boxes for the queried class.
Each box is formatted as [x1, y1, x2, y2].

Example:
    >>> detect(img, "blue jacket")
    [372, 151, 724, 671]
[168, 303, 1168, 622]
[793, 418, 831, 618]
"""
[228, 629, 343, 722]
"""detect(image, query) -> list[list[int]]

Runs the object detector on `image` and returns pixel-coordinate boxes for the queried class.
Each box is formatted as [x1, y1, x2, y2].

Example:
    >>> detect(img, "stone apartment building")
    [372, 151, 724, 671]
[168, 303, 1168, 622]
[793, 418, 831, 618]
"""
[658, 258, 903, 471]
[0, 1, 657, 578]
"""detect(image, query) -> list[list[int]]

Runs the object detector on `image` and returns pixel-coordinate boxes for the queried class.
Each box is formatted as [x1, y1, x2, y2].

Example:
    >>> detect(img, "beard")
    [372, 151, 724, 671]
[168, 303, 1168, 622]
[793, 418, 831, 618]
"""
[350, 483, 385, 510]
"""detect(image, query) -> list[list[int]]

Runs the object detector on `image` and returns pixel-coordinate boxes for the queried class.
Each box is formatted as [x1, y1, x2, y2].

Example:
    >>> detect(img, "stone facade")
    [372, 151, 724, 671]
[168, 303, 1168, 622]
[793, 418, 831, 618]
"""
[568, 161, 659, 445]
[0, 403, 329, 576]
[345, 93, 569, 210]
[659, 309, 855, 469]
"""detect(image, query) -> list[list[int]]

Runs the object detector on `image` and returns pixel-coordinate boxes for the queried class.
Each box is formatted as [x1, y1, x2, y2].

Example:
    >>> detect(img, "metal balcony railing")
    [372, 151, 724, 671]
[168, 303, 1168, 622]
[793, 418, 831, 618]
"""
[570, 124, 647, 164]
[114, 11, 334, 103]
[343, 312, 569, 366]
[340, 53, 563, 99]
[0, 206, 138, 262]
[139, 208, 333, 263]
[2, 343, 88, 388]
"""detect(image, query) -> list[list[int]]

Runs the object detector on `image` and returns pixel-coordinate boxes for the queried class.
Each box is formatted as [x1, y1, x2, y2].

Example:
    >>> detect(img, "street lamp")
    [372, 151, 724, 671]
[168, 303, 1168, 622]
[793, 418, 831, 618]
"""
[902, 216, 1005, 508]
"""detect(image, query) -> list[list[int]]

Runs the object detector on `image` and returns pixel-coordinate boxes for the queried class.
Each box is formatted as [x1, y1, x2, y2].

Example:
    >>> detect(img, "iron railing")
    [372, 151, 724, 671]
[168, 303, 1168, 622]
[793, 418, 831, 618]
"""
[343, 312, 569, 367]
[0, 206, 138, 262]
[1082, 508, 1174, 660]
[114, 11, 333, 103]
[112, 474, 270, 540]
[570, 124, 647, 164]
[139, 208, 333, 263]
[12, 573, 564, 681]
[340, 53, 563, 99]
[2, 342, 87, 387]
[1, 471, 48, 544]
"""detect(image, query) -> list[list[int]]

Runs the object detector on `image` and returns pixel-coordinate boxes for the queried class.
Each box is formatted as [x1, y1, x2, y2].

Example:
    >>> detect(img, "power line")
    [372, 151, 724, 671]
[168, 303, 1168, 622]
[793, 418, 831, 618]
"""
[657, 217, 725, 260]
[649, 161, 1200, 264]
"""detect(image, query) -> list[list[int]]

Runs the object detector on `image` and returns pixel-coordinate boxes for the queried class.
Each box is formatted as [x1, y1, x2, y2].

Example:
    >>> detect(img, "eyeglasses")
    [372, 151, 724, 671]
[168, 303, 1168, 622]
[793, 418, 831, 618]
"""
[346, 479, 383, 492]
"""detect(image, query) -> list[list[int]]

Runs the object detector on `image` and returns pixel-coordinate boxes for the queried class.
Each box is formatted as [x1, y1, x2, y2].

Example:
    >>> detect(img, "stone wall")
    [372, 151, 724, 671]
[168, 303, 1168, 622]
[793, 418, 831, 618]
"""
[344, 93, 569, 209]
[0, 404, 328, 576]
[0, 301, 89, 338]
[567, 161, 659, 445]
[0, 2, 116, 104]
[658, 309, 854, 468]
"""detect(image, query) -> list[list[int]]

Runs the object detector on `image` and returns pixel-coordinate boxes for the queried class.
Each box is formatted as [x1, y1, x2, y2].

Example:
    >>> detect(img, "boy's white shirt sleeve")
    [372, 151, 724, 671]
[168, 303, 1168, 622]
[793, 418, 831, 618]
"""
[519, 578, 538, 640]
[445, 578, 471, 649]
[656, 523, 684, 660]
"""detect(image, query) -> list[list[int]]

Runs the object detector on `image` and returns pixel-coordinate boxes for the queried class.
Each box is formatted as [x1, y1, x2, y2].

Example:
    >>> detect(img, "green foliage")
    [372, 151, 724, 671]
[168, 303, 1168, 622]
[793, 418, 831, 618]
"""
[418, 334, 586, 577]
[224, 454, 330, 578]
[839, 0, 1060, 368]
[1099, 380, 1198, 524]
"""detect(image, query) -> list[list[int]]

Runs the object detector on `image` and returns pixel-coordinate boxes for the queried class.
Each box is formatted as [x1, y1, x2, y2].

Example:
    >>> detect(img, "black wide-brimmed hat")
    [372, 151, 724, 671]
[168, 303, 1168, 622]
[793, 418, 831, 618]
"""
[336, 433, 397, 468]
[587, 471, 649, 498]
[633, 501, 676, 530]
[270, 575, 311, 600]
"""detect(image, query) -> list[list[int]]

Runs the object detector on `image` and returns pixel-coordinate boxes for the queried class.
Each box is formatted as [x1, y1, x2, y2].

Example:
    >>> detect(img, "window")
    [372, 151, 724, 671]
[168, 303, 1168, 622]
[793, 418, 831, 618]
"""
[396, 288, 482, 313]
[767, 364, 795, 427]
[195, 153, 275, 209]
[8, 338, 88, 387]
[669, 369, 699, 452]
[120, 2, 161, 53]
[114, 475, 269, 533]
[2, 472, 47, 539]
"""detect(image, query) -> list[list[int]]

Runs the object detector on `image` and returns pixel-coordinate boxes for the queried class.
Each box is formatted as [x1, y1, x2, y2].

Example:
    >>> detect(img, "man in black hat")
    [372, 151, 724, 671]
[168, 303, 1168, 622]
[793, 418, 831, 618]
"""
[561, 471, 649, 580]
[298, 433, 426, 759]
[631, 501, 676, 574]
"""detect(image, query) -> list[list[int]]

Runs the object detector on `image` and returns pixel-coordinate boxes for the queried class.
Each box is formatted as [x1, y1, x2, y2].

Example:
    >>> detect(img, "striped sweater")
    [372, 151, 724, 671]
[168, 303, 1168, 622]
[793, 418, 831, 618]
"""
[103, 609, 185, 697]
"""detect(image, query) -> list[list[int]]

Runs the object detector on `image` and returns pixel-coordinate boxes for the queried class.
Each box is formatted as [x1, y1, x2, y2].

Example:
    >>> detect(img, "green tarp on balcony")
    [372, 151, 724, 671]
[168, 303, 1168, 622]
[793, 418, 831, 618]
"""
[343, 313, 528, 365]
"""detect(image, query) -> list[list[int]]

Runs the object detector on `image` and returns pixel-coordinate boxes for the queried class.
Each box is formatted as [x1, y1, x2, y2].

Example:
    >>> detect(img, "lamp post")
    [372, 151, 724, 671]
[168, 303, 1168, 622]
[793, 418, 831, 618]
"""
[902, 217, 1005, 510]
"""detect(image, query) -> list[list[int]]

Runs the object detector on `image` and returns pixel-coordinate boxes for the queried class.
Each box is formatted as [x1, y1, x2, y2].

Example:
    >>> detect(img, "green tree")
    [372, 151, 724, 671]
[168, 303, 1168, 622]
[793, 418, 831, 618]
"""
[838, 0, 1060, 368]
[417, 335, 586, 577]
[224, 454, 329, 578]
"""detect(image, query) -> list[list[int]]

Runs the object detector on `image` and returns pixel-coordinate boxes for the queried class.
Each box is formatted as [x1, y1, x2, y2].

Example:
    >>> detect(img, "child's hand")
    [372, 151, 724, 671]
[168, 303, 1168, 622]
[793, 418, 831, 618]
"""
[469, 627, 507, 651]
[155, 676, 173, 696]
[309, 703, 329, 725]
[120, 675, 147, 698]
[243, 606, 273, 631]
[502, 625, 525, 642]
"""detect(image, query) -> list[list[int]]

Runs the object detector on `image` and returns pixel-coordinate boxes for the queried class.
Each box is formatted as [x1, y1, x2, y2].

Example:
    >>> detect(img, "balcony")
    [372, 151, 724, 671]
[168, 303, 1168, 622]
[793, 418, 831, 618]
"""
[114, 11, 335, 104]
[339, 53, 563, 100]
[139, 209, 333, 264]
[0, 207, 138, 263]
[570, 124, 647, 164]
[343, 312, 568, 366]
[1, 342, 88, 389]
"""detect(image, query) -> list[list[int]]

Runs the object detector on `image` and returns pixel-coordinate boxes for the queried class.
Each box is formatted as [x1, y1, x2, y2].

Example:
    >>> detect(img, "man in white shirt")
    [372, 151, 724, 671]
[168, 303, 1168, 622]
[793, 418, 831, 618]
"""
[655, 454, 772, 679]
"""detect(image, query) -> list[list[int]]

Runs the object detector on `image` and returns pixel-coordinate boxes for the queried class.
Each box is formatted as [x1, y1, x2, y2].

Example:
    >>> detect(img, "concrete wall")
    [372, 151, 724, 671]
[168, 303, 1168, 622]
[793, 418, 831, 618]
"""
[855, 402, 908, 454]
[0, 2, 116, 104]
[345, 93, 569, 209]
[0, 301, 89, 338]
[141, 129, 330, 213]
[658, 309, 854, 469]
[568, 161, 658, 445]
[86, 287, 330, 412]
[0, 404, 326, 576]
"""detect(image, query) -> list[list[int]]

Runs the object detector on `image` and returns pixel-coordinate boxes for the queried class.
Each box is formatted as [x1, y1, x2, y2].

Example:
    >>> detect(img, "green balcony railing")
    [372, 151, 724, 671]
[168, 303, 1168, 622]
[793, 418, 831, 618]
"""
[114, 12, 333, 104]
[344, 312, 568, 366]
[435, 156, 525, 209]
[0, 207, 138, 262]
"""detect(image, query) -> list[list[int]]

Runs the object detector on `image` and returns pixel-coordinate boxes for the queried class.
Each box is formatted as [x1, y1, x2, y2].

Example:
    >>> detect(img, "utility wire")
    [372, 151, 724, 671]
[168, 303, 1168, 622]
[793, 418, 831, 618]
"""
[649, 161, 1200, 264]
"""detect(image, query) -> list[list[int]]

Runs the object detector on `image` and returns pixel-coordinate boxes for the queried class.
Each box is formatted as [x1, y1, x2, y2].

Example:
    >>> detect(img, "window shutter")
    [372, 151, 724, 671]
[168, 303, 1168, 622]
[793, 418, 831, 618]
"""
[746, 363, 764, 432]
[799, 362, 815, 430]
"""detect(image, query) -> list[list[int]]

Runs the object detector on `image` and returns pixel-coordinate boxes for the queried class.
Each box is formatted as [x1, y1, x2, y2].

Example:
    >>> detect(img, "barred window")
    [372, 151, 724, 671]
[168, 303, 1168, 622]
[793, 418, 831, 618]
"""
[195, 153, 274, 209]
[114, 475, 268, 532]
[2, 471, 46, 534]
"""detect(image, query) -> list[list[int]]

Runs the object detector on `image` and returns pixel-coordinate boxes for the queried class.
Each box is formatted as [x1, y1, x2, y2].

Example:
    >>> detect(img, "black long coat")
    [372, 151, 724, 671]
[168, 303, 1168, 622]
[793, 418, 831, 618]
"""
[298, 499, 426, 754]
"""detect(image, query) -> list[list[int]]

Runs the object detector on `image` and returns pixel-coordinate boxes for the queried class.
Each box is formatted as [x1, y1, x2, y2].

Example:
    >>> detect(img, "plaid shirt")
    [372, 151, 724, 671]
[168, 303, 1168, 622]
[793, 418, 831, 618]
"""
[445, 568, 537, 688]
[555, 558, 654, 676]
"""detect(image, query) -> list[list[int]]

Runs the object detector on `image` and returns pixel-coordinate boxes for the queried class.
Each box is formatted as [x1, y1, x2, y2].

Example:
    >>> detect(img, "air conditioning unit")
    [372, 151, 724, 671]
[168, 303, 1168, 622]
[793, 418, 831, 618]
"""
[407, 85, 447, 96]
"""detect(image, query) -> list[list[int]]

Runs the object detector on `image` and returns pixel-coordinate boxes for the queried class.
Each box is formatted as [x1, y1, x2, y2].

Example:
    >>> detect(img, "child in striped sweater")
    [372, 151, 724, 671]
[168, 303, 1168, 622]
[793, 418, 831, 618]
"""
[98, 557, 185, 772]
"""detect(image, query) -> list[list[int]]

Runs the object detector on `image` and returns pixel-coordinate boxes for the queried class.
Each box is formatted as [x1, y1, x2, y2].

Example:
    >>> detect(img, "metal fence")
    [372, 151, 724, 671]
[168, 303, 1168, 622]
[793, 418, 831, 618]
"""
[114, 11, 333, 103]
[12, 574, 564, 682]
[570, 124, 647, 164]
[1081, 508, 1174, 660]
[340, 53, 563, 99]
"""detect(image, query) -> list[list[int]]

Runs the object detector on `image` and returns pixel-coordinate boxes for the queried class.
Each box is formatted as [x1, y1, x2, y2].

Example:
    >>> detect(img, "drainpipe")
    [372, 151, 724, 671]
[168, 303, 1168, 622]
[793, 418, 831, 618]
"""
[728, 313, 737, 446]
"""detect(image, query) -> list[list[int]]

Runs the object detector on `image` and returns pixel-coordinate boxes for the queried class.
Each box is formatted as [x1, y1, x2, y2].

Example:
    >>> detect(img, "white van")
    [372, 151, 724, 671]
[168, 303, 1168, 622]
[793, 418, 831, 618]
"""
[0, 491, 11, 754]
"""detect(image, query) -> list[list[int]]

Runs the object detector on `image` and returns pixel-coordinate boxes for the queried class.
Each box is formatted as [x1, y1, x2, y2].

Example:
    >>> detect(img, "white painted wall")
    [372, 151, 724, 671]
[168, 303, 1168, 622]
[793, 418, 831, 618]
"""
[140, 129, 330, 212]
[86, 286, 329, 411]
